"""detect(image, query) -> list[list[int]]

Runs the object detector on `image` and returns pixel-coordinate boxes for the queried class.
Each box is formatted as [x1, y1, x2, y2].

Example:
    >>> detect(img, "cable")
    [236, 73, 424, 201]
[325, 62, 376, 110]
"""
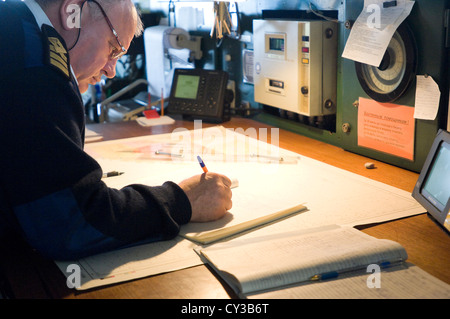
[68, 0, 88, 51]
[308, 1, 339, 23]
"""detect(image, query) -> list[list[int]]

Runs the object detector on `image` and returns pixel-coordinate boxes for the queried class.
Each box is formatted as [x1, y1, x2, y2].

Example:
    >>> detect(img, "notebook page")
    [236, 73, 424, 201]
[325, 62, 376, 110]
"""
[200, 226, 407, 294]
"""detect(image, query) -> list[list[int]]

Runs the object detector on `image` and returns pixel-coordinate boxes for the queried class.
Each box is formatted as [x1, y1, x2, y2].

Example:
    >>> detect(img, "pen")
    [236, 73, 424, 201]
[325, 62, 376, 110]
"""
[197, 155, 208, 173]
[309, 261, 398, 281]
[310, 271, 339, 281]
[102, 171, 124, 178]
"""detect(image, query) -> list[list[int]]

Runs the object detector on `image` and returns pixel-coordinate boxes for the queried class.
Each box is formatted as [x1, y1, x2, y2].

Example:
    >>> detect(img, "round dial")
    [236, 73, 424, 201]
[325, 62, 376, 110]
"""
[355, 22, 417, 103]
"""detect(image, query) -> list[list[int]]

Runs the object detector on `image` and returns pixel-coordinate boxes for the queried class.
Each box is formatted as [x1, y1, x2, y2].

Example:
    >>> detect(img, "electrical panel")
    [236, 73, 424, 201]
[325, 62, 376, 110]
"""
[253, 19, 337, 117]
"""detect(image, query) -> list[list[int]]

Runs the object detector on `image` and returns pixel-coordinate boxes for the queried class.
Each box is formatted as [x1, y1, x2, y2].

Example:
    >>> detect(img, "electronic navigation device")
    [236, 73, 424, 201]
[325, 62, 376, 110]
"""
[168, 68, 232, 122]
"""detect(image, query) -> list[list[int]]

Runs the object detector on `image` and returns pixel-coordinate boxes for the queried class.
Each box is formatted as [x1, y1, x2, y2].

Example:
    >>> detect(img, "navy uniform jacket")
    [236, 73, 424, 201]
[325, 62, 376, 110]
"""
[0, 1, 191, 260]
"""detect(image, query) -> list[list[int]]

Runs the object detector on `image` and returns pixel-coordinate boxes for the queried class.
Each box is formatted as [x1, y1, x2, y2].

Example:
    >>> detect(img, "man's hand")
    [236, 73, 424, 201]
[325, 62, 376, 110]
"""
[178, 172, 233, 222]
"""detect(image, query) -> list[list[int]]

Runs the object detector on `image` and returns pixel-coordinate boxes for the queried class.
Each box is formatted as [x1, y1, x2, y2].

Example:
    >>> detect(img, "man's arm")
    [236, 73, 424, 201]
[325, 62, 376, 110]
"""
[1, 63, 192, 260]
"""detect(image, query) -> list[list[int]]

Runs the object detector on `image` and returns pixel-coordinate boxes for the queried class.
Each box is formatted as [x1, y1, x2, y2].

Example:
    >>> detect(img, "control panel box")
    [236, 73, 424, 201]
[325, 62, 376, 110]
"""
[253, 19, 337, 117]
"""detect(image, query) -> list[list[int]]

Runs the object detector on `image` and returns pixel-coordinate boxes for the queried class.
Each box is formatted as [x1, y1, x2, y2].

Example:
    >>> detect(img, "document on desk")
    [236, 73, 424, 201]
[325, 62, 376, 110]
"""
[57, 126, 424, 290]
[248, 263, 450, 299]
[197, 225, 450, 298]
[56, 236, 200, 291]
[85, 126, 424, 231]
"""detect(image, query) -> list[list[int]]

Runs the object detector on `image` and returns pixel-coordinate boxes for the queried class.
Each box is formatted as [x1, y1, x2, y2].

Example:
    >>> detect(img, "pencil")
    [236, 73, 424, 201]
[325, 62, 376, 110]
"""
[197, 156, 208, 173]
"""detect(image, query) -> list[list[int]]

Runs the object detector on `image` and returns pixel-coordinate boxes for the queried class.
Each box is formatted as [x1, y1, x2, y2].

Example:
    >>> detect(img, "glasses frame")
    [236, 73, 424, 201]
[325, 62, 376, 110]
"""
[87, 0, 127, 60]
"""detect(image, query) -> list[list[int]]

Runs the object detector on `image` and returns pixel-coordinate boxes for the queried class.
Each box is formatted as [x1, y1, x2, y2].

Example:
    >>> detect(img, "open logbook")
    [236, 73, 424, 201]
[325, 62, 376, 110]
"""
[198, 225, 450, 299]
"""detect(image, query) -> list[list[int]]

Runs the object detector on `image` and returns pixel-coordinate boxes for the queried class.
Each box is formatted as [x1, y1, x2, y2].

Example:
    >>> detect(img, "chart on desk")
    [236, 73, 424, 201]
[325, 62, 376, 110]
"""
[59, 126, 424, 290]
[86, 126, 424, 237]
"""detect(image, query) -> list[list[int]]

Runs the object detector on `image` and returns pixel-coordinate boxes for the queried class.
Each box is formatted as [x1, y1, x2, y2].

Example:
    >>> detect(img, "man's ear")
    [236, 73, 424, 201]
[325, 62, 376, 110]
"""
[60, 0, 85, 31]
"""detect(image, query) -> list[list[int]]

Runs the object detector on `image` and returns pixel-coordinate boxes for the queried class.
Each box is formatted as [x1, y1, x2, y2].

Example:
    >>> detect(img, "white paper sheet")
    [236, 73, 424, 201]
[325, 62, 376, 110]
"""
[342, 0, 415, 67]
[56, 236, 200, 290]
[58, 126, 424, 290]
[248, 263, 450, 299]
[414, 75, 441, 120]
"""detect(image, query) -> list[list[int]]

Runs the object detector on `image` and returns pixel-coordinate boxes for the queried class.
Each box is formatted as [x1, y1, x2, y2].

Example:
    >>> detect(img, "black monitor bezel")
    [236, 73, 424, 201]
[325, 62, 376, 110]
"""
[412, 129, 450, 231]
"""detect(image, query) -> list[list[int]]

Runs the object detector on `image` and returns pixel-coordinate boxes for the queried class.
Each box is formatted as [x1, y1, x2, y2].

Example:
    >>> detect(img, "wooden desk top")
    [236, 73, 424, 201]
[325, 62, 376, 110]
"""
[1, 117, 449, 299]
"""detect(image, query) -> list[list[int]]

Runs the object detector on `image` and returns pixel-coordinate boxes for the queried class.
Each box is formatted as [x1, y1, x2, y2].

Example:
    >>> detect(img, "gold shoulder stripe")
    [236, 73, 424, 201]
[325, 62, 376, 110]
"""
[48, 37, 67, 55]
[50, 56, 69, 77]
[49, 51, 68, 70]
[41, 24, 71, 80]
[47, 36, 69, 77]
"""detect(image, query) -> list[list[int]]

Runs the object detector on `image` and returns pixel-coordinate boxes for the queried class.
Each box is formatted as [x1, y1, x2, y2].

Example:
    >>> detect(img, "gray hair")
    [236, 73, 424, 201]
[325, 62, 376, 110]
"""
[36, 0, 144, 37]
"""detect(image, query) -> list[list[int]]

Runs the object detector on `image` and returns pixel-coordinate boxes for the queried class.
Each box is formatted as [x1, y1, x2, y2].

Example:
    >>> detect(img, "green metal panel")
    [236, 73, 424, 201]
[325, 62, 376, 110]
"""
[338, 0, 449, 172]
[254, 0, 449, 172]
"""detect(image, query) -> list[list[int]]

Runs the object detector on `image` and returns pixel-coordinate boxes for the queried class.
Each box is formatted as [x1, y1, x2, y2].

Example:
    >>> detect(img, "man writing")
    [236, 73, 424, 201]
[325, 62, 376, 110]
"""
[0, 0, 232, 260]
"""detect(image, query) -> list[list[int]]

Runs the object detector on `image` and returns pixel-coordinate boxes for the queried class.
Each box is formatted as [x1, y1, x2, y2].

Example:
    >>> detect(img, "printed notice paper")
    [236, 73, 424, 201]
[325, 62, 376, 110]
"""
[342, 0, 415, 67]
[358, 97, 415, 160]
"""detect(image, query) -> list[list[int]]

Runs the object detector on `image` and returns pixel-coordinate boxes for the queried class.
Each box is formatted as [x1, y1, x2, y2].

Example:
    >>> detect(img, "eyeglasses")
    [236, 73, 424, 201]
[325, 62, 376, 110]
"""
[87, 0, 127, 60]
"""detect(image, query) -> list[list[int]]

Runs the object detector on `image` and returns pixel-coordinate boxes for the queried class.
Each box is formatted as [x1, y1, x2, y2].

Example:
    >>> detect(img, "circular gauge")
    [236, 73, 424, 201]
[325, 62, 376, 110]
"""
[355, 22, 417, 103]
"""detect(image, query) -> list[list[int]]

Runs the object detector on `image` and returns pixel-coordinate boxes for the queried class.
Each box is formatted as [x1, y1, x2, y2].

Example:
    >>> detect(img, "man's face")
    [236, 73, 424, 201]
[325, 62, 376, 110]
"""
[69, 2, 136, 93]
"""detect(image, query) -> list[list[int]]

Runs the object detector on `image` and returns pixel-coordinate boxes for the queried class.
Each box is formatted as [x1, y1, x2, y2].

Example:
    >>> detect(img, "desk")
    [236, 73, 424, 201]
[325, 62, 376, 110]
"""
[1, 118, 449, 299]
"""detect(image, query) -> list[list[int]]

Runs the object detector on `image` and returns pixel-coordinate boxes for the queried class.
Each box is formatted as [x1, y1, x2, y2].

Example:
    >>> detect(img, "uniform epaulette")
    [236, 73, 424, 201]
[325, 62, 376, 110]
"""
[41, 24, 70, 80]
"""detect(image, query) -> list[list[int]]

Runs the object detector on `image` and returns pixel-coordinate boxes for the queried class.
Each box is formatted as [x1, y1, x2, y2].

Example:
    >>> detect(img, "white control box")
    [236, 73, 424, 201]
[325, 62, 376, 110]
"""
[253, 20, 337, 117]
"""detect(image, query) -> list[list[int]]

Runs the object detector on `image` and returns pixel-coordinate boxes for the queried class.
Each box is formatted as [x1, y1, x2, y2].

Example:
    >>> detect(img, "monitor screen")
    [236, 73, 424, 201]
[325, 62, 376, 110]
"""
[175, 75, 200, 100]
[412, 129, 450, 233]
[421, 141, 450, 212]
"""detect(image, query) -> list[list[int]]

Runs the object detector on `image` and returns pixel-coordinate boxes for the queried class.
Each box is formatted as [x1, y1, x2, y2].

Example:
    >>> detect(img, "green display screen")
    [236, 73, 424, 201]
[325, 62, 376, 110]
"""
[175, 75, 200, 99]
[269, 38, 285, 52]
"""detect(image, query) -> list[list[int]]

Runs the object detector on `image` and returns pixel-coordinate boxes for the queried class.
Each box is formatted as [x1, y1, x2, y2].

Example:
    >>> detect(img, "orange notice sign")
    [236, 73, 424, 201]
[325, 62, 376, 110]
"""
[358, 97, 415, 161]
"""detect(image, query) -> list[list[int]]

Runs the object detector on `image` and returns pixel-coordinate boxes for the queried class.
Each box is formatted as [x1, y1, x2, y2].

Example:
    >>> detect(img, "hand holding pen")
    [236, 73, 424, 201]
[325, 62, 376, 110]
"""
[197, 156, 238, 188]
[178, 156, 233, 222]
